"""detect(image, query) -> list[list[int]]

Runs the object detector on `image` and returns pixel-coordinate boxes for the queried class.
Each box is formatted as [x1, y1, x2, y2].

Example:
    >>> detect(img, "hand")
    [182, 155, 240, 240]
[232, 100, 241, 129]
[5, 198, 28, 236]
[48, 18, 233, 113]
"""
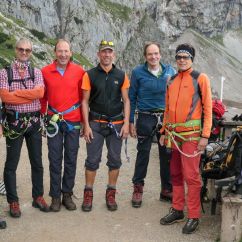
[120, 122, 129, 139]
[129, 123, 136, 138]
[197, 137, 208, 152]
[159, 135, 165, 146]
[83, 124, 93, 143]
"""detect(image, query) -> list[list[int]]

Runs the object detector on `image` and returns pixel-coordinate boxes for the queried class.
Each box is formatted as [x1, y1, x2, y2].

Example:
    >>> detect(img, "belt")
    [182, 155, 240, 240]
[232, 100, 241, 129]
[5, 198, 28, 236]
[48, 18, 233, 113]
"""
[89, 111, 124, 122]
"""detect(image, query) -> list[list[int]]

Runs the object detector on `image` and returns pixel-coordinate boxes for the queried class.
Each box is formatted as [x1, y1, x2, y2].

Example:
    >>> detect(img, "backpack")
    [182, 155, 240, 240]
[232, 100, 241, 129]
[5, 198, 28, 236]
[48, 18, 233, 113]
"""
[210, 99, 226, 140]
[5, 65, 35, 89]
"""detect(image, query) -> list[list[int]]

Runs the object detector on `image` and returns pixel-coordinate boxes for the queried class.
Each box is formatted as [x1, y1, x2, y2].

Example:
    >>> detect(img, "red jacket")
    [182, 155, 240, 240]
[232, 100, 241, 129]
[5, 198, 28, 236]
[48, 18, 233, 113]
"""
[41, 61, 85, 122]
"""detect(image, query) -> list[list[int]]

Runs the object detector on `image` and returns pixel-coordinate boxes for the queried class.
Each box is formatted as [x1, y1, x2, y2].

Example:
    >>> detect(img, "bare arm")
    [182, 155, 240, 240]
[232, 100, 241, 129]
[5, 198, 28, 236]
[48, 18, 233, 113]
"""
[120, 88, 130, 139]
[82, 89, 93, 143]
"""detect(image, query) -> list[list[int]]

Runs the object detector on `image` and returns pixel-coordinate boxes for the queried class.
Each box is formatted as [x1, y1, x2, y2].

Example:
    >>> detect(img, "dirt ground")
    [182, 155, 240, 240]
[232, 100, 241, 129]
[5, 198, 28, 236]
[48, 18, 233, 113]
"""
[0, 136, 221, 242]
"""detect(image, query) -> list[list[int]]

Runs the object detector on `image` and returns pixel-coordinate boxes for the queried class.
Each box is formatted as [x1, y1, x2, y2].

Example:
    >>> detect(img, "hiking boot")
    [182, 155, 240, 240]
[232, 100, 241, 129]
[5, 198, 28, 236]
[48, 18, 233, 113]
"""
[9, 202, 21, 218]
[182, 218, 199, 234]
[82, 188, 93, 212]
[160, 189, 172, 202]
[32, 196, 50, 212]
[106, 188, 117, 211]
[0, 218, 7, 229]
[131, 184, 143, 208]
[62, 193, 76, 211]
[160, 207, 184, 225]
[50, 197, 61, 212]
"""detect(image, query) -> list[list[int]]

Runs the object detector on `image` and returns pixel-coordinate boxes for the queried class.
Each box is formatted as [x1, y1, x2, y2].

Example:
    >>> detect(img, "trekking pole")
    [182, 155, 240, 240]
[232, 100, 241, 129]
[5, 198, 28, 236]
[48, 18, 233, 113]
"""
[220, 76, 225, 102]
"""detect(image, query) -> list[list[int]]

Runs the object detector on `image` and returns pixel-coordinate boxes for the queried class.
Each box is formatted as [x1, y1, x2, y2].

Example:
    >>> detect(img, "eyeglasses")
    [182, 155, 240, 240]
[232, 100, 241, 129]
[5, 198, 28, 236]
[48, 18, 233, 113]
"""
[16, 47, 32, 54]
[175, 55, 192, 60]
[100, 40, 114, 46]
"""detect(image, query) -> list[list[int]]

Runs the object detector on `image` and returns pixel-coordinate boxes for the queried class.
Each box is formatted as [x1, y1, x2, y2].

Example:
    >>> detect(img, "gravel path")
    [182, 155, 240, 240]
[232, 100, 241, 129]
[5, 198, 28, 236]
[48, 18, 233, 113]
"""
[0, 137, 221, 242]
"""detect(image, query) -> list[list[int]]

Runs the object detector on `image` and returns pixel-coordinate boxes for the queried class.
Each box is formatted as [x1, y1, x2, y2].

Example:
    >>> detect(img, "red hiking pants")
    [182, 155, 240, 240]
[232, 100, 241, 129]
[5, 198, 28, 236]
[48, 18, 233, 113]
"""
[170, 140, 201, 218]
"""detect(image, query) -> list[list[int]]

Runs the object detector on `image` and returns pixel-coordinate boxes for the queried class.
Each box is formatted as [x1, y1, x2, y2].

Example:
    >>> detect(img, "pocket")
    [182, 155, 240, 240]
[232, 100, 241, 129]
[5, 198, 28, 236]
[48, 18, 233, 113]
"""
[136, 113, 156, 136]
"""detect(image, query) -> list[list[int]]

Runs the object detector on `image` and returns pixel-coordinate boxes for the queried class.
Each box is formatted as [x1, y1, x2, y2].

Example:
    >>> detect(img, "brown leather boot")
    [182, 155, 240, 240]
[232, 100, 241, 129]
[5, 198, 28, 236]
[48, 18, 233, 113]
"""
[82, 188, 93, 212]
[106, 188, 117, 211]
[50, 197, 61, 212]
[131, 184, 143, 208]
[62, 193, 76, 211]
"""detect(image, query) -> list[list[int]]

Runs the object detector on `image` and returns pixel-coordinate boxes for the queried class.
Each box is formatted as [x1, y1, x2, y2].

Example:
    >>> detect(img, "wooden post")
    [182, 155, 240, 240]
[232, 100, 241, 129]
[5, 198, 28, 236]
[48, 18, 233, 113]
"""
[221, 195, 242, 242]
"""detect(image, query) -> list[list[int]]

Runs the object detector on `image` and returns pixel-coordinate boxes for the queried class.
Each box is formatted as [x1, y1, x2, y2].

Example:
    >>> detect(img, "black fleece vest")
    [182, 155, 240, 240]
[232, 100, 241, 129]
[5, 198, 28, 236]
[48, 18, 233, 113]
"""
[88, 64, 125, 117]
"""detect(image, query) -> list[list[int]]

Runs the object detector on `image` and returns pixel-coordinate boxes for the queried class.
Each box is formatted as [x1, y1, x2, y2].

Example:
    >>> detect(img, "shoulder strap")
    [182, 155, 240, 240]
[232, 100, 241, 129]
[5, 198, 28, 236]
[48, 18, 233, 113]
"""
[5, 66, 13, 87]
[190, 70, 201, 99]
[167, 73, 178, 87]
[186, 70, 201, 121]
[5, 65, 35, 87]
[28, 65, 35, 83]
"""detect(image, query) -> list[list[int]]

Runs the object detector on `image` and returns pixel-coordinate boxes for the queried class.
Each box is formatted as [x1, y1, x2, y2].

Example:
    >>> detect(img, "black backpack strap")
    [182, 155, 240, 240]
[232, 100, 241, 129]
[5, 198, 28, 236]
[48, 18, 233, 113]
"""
[5, 66, 13, 87]
[186, 70, 202, 121]
[28, 65, 35, 83]
[190, 70, 201, 99]
[167, 73, 178, 87]
[5, 65, 35, 88]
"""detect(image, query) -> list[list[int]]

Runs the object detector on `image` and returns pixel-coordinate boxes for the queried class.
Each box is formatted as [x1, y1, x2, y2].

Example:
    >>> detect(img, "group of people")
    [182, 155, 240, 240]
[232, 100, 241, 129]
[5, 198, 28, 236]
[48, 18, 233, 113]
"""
[0, 37, 212, 235]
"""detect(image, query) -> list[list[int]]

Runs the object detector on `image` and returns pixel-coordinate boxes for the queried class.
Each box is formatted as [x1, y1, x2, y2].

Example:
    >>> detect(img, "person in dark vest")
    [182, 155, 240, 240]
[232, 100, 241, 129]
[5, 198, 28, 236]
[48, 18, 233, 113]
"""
[129, 41, 175, 208]
[41, 39, 85, 212]
[81, 40, 130, 212]
[0, 38, 50, 218]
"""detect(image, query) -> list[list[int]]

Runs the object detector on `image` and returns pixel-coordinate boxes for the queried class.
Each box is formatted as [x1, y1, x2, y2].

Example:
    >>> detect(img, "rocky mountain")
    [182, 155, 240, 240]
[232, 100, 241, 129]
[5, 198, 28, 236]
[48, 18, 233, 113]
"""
[0, 0, 241, 106]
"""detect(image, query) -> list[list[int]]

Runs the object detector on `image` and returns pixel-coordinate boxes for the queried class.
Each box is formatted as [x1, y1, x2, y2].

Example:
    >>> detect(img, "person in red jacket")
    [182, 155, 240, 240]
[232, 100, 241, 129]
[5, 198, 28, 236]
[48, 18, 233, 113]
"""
[41, 39, 85, 212]
[159, 43, 212, 234]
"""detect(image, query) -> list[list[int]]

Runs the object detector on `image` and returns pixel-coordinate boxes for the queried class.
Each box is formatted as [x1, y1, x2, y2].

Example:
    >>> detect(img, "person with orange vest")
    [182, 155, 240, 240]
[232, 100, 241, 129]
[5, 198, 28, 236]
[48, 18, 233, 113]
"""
[159, 43, 212, 234]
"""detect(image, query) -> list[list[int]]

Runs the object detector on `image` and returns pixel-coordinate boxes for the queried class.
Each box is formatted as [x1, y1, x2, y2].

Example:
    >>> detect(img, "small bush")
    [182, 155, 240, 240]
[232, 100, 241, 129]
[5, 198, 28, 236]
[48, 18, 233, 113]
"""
[0, 32, 10, 44]
[33, 51, 47, 60]
[30, 29, 46, 41]
[0, 57, 10, 68]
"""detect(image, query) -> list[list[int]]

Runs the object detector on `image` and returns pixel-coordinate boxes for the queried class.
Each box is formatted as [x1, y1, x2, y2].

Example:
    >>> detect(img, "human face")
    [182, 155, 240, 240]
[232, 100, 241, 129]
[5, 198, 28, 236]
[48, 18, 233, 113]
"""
[145, 44, 161, 69]
[55, 41, 72, 69]
[176, 53, 193, 71]
[98, 49, 115, 67]
[15, 42, 32, 63]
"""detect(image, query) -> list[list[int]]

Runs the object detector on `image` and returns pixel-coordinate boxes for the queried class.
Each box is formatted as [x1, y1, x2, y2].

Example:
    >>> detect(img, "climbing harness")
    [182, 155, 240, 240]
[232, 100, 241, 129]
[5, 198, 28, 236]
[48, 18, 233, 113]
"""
[3, 110, 41, 139]
[164, 119, 202, 158]
[44, 103, 81, 138]
[89, 111, 130, 162]
[136, 110, 164, 142]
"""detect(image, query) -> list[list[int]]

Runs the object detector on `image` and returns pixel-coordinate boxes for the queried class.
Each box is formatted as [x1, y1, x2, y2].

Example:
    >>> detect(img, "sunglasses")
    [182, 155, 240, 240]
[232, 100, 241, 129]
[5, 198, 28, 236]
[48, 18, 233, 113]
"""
[175, 55, 192, 60]
[16, 47, 32, 54]
[100, 40, 114, 46]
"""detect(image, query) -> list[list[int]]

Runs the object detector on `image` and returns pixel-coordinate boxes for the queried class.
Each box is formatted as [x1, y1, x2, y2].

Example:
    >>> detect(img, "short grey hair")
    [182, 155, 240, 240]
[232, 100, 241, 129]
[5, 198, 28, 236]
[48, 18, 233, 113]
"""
[15, 38, 33, 49]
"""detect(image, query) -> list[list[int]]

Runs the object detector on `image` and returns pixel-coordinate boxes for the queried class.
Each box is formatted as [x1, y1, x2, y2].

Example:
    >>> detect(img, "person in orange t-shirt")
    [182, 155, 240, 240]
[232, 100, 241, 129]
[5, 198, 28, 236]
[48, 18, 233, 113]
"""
[159, 43, 212, 234]
[81, 40, 130, 212]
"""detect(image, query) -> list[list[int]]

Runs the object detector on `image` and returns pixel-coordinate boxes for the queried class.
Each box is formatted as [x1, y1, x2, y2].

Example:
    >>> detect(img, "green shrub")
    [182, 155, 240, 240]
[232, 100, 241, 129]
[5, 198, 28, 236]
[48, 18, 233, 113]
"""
[30, 29, 46, 41]
[33, 51, 47, 60]
[0, 32, 10, 44]
[0, 57, 10, 68]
